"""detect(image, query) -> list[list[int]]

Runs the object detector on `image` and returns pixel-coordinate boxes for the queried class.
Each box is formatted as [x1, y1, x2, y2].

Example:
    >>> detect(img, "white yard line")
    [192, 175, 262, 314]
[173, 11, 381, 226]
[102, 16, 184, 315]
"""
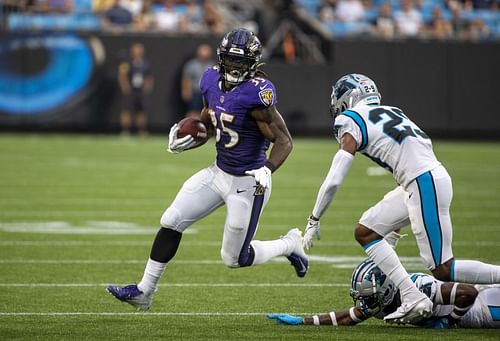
[0, 312, 315, 316]
[0, 283, 349, 288]
[1, 240, 500, 247]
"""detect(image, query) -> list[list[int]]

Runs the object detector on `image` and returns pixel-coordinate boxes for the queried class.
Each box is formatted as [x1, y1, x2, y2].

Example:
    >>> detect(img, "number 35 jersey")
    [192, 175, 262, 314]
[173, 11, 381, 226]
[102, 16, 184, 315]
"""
[334, 103, 441, 187]
[200, 66, 276, 176]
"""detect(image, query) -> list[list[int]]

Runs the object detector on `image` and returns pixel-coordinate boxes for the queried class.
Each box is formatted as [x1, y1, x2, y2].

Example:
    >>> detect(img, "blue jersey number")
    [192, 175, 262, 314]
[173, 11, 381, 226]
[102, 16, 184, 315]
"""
[368, 107, 428, 143]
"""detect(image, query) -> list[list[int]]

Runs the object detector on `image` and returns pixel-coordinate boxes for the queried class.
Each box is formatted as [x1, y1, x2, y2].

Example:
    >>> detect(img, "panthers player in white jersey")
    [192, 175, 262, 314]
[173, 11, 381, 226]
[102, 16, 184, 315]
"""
[302, 73, 500, 324]
[268, 258, 500, 328]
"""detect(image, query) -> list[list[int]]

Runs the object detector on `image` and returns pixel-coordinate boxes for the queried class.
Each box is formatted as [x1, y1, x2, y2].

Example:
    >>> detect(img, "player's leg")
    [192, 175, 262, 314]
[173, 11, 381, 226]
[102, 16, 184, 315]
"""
[107, 166, 224, 309]
[355, 186, 433, 323]
[220, 175, 307, 276]
[408, 166, 500, 283]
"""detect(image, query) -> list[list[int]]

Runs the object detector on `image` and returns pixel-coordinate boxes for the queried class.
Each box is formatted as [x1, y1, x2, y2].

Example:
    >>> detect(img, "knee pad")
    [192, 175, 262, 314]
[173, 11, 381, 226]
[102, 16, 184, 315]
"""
[160, 206, 182, 230]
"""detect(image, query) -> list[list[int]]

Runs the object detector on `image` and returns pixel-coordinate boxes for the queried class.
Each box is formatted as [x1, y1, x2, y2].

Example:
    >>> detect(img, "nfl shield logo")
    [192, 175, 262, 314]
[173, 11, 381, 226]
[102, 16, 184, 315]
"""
[220, 96, 224, 103]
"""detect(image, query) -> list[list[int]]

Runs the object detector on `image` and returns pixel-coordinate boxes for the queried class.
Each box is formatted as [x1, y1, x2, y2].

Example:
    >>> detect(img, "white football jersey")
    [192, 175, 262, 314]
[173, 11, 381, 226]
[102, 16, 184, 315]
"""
[410, 273, 500, 328]
[334, 103, 441, 187]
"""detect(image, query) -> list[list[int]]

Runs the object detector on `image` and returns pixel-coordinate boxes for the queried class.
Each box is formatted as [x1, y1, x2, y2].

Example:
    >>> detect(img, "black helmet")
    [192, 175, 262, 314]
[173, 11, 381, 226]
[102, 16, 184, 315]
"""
[217, 28, 263, 86]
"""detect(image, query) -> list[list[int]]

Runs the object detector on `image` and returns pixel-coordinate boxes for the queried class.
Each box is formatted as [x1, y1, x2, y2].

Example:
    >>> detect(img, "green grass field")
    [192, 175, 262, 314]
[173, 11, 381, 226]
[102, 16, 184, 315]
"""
[0, 134, 499, 340]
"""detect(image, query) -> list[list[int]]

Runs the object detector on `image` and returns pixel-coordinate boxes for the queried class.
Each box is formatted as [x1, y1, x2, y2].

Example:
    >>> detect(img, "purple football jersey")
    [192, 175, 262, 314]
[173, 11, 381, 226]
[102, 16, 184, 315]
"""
[200, 66, 278, 176]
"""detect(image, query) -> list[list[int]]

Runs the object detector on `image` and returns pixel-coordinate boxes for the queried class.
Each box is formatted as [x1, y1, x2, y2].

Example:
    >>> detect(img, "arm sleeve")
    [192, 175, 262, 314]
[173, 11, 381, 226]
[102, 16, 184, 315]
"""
[312, 148, 354, 219]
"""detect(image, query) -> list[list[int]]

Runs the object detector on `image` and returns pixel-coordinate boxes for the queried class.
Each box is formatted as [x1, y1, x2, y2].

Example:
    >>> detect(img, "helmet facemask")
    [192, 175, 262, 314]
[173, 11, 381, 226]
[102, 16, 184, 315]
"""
[219, 53, 258, 86]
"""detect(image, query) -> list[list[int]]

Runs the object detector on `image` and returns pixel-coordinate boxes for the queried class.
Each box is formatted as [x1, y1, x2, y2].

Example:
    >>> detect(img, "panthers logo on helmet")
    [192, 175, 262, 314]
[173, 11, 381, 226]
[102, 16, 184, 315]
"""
[259, 89, 274, 106]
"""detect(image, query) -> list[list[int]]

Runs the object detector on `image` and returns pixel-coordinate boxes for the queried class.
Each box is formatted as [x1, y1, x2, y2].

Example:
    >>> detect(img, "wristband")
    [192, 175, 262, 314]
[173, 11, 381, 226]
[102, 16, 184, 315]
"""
[264, 161, 276, 173]
[349, 307, 362, 323]
[312, 315, 320, 326]
[329, 312, 338, 326]
[309, 214, 319, 221]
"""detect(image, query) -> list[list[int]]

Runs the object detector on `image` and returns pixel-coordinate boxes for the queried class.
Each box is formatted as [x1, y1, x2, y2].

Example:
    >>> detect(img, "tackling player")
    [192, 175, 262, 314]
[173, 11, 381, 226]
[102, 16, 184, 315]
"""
[302, 73, 500, 324]
[106, 28, 308, 310]
[267, 258, 500, 328]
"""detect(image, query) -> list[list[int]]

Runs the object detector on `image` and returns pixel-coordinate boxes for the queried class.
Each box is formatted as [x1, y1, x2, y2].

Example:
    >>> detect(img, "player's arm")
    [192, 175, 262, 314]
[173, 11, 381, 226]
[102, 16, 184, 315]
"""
[251, 105, 293, 172]
[268, 306, 369, 326]
[303, 133, 357, 249]
[244, 105, 292, 188]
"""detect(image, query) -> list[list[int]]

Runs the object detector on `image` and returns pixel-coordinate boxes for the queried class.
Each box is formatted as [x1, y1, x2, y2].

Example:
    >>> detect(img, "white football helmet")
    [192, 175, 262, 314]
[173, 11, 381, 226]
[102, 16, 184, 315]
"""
[350, 258, 396, 316]
[330, 74, 381, 119]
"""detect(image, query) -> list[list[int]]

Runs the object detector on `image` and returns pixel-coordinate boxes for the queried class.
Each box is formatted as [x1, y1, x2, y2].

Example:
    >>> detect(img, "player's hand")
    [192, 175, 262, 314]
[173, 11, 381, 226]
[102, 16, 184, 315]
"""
[168, 123, 196, 154]
[266, 314, 304, 325]
[303, 215, 320, 250]
[245, 166, 272, 189]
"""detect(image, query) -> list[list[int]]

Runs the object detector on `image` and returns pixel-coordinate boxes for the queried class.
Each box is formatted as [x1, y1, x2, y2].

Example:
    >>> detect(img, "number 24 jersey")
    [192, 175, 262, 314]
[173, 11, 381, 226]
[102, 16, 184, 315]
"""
[334, 103, 441, 187]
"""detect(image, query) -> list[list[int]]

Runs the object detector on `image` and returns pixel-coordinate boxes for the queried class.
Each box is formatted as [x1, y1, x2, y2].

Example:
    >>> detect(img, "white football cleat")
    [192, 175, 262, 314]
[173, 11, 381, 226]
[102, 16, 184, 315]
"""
[384, 295, 433, 324]
[283, 228, 309, 278]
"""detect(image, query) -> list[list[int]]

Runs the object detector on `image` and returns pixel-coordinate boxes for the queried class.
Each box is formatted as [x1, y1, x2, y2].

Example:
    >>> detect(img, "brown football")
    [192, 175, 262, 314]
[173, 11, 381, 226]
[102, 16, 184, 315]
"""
[177, 117, 208, 141]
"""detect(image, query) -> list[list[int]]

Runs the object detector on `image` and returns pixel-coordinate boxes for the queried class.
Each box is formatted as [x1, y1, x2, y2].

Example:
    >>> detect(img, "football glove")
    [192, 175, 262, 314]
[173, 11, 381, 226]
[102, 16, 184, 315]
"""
[245, 166, 272, 189]
[167, 123, 197, 154]
[266, 314, 304, 325]
[303, 215, 320, 250]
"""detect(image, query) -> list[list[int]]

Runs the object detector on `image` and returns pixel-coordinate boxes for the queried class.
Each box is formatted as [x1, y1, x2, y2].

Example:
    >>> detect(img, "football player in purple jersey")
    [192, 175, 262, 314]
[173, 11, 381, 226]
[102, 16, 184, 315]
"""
[106, 28, 308, 310]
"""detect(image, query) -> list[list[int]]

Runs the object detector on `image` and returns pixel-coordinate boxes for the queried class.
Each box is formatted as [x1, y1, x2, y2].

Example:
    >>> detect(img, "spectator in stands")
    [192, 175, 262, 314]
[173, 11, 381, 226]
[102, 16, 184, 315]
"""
[423, 6, 453, 39]
[33, 0, 74, 13]
[450, 6, 470, 39]
[335, 0, 365, 23]
[372, 2, 395, 40]
[181, 0, 203, 33]
[118, 42, 154, 135]
[282, 30, 297, 63]
[103, 0, 133, 29]
[318, 0, 337, 23]
[394, 0, 423, 37]
[181, 44, 213, 118]
[465, 18, 491, 40]
[203, 0, 224, 35]
[154, 0, 183, 32]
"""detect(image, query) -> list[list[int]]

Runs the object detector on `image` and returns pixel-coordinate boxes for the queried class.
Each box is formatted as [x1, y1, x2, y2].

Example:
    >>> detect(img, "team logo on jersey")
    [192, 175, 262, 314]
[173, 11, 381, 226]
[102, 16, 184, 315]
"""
[220, 95, 224, 103]
[259, 89, 274, 106]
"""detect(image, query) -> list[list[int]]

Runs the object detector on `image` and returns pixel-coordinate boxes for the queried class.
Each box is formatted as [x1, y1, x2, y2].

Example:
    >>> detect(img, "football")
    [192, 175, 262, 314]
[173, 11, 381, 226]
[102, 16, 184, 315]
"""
[177, 117, 208, 141]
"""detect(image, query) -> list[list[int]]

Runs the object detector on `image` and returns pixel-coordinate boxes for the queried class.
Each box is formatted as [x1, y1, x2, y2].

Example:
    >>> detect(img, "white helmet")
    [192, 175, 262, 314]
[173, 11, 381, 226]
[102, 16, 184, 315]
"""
[350, 258, 396, 316]
[330, 74, 381, 119]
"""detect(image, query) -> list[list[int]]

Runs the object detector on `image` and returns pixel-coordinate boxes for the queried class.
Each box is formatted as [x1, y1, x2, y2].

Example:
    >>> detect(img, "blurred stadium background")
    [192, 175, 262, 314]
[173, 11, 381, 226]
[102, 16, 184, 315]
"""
[1, 1, 500, 340]
[0, 0, 499, 137]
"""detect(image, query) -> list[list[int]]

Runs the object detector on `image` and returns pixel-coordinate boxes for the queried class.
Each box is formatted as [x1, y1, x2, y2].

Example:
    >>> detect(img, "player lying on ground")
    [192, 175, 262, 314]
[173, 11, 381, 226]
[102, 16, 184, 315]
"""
[268, 257, 500, 328]
[106, 28, 308, 310]
[302, 73, 500, 324]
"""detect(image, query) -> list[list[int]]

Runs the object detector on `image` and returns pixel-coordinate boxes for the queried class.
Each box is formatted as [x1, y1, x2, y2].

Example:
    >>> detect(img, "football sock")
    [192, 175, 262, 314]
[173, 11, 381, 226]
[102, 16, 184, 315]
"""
[365, 239, 421, 299]
[250, 239, 290, 266]
[453, 260, 500, 284]
[137, 227, 182, 295]
[138, 258, 166, 295]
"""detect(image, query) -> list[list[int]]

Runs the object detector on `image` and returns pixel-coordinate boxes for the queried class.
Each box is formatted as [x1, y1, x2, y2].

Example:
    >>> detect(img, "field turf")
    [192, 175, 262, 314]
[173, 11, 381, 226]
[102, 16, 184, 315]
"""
[0, 134, 499, 340]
